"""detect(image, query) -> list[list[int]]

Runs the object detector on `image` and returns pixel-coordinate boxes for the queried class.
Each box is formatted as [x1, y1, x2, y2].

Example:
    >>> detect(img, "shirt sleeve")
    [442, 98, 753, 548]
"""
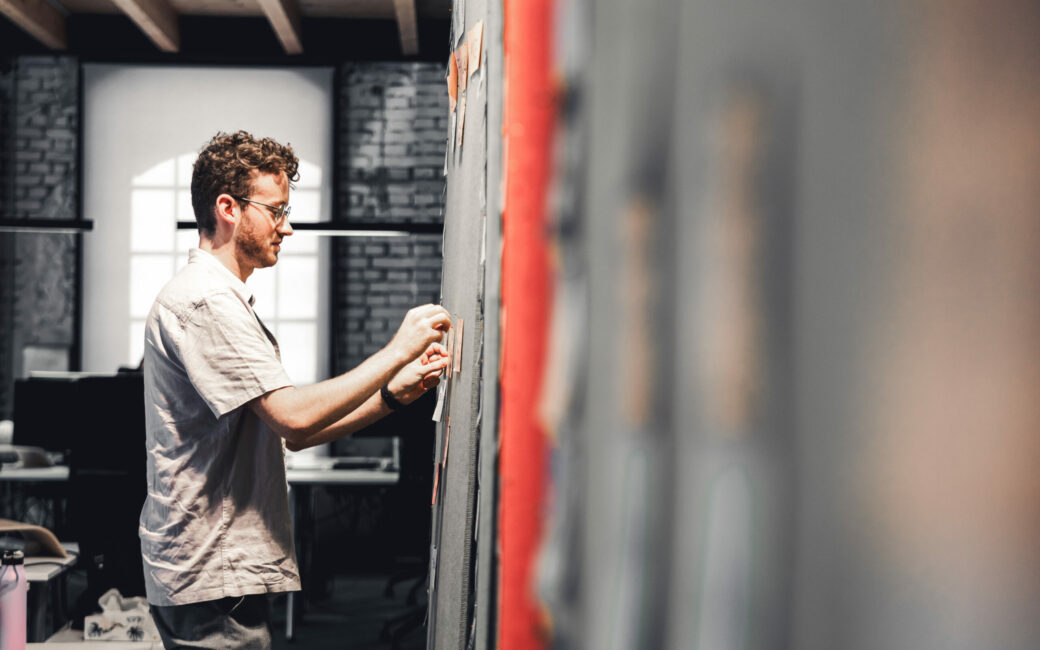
[180, 290, 293, 418]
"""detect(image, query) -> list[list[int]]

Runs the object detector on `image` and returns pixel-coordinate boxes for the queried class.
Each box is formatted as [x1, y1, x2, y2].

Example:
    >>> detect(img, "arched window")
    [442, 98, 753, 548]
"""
[82, 64, 333, 387]
[127, 156, 325, 385]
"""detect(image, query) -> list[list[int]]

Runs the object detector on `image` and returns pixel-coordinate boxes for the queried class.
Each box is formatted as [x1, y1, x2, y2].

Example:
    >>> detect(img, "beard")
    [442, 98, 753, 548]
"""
[236, 220, 279, 269]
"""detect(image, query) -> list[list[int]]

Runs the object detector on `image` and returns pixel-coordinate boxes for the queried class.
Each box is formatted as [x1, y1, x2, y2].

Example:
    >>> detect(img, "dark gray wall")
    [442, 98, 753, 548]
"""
[0, 58, 14, 419]
[333, 235, 443, 374]
[426, 1, 497, 647]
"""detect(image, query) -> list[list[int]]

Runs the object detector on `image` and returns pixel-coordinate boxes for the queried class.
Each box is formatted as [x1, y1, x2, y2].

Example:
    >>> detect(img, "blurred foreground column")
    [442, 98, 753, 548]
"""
[863, 1, 1040, 648]
[499, 0, 554, 648]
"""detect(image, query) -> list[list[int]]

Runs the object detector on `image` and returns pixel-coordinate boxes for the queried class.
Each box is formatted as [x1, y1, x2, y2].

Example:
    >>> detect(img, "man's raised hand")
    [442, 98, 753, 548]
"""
[389, 304, 451, 364]
[387, 341, 450, 405]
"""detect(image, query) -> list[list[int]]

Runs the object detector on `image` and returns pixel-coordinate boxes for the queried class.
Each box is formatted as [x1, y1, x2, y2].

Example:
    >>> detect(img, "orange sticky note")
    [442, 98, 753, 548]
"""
[445, 325, 455, 378]
[447, 51, 458, 113]
[431, 463, 441, 504]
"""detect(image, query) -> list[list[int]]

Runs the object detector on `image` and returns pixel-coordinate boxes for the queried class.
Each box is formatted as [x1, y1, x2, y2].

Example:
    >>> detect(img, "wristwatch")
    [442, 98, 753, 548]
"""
[380, 384, 402, 410]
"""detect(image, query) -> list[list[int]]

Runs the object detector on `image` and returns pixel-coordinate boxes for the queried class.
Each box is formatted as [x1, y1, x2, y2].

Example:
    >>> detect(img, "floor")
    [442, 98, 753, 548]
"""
[53, 569, 428, 649]
[271, 573, 428, 650]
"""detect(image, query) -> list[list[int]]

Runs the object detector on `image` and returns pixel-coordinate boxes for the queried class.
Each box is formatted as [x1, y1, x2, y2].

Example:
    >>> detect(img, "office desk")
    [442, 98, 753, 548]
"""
[284, 466, 399, 641]
[0, 466, 74, 641]
[0, 466, 398, 485]
[31, 625, 160, 647]
[3, 464, 399, 642]
[23, 544, 78, 642]
[0, 465, 70, 481]
[0, 464, 69, 524]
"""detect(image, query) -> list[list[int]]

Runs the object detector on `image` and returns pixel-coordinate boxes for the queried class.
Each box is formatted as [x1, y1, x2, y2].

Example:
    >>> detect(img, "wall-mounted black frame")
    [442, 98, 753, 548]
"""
[0, 219, 93, 233]
[175, 221, 442, 235]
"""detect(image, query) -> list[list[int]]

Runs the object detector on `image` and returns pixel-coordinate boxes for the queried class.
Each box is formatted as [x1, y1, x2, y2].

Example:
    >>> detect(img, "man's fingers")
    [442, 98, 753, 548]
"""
[421, 377, 441, 391]
[411, 303, 450, 322]
[423, 358, 449, 375]
[426, 342, 449, 357]
[420, 305, 451, 331]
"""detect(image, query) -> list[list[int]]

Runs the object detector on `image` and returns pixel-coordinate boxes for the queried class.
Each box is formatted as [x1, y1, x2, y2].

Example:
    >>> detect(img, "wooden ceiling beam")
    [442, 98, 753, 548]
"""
[0, 0, 67, 49]
[392, 0, 418, 55]
[110, 0, 180, 52]
[257, 0, 303, 55]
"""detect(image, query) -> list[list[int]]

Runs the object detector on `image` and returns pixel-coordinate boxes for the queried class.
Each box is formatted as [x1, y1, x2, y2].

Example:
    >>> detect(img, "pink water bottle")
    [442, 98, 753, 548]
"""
[0, 550, 27, 649]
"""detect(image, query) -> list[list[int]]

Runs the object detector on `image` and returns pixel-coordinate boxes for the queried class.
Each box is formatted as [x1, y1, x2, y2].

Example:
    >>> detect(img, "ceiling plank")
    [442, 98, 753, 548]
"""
[392, 0, 418, 55]
[257, 0, 303, 55]
[109, 0, 180, 52]
[0, 0, 67, 49]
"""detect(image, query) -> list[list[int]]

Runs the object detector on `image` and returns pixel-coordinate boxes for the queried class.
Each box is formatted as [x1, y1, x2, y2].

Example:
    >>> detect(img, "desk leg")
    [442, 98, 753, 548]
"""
[287, 483, 314, 641]
[28, 580, 49, 642]
[286, 592, 295, 641]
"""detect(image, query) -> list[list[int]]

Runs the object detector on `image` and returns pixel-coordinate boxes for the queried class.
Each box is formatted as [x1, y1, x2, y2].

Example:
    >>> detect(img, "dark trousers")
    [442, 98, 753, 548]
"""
[151, 594, 272, 650]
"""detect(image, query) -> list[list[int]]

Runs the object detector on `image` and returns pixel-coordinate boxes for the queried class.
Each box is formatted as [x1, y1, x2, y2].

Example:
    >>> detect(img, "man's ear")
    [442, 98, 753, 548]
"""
[214, 194, 238, 229]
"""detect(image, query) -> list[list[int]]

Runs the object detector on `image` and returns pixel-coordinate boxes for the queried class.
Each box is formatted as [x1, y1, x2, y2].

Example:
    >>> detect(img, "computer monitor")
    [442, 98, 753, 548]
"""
[12, 375, 81, 455]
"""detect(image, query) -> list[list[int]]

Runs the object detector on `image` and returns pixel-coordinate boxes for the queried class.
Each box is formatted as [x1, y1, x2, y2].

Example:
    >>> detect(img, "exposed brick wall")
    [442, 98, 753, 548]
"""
[334, 234, 443, 372]
[332, 62, 448, 375]
[0, 56, 79, 418]
[11, 57, 78, 220]
[0, 59, 11, 211]
[337, 62, 448, 224]
[0, 59, 14, 419]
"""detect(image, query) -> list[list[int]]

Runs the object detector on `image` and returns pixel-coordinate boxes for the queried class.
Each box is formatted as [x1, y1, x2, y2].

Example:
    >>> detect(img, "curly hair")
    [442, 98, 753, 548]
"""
[190, 131, 300, 236]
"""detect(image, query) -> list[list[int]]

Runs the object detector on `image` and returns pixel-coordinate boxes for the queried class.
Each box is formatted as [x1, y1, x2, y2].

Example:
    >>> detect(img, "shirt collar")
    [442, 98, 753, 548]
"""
[188, 248, 256, 306]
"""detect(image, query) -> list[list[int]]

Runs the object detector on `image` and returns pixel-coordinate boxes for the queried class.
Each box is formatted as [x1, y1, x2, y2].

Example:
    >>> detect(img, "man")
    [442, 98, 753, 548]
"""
[139, 131, 450, 649]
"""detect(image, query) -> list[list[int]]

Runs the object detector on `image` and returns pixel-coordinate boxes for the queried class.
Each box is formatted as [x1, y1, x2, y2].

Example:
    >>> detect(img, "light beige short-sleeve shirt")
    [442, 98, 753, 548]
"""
[139, 248, 300, 606]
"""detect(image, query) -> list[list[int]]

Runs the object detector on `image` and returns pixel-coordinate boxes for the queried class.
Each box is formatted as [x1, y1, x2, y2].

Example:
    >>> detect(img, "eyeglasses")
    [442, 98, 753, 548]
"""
[233, 196, 291, 226]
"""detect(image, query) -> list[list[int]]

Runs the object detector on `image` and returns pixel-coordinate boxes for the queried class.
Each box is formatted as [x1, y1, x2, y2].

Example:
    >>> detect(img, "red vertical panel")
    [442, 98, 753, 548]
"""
[499, 0, 554, 647]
